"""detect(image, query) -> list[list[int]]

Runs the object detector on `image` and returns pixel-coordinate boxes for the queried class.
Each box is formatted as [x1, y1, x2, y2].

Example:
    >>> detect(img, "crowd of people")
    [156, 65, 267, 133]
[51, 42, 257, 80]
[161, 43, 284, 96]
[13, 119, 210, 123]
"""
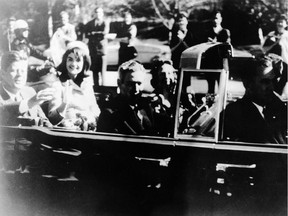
[0, 6, 287, 138]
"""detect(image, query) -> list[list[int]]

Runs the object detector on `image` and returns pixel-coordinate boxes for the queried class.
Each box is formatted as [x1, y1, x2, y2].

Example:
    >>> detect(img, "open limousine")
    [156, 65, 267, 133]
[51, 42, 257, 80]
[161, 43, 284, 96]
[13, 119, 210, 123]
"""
[0, 42, 287, 215]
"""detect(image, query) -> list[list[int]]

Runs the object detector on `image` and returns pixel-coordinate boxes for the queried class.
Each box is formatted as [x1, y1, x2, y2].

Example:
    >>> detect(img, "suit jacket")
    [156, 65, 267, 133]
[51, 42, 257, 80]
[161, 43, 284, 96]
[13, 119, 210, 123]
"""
[170, 26, 195, 68]
[97, 95, 156, 135]
[206, 27, 231, 43]
[223, 95, 287, 144]
[0, 84, 47, 126]
[84, 19, 109, 56]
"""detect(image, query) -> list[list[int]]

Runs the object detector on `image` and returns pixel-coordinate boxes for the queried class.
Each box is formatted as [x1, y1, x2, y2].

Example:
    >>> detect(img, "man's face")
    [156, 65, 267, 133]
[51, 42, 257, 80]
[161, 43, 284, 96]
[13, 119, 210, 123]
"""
[276, 19, 287, 34]
[119, 70, 145, 104]
[95, 8, 104, 20]
[248, 65, 276, 106]
[2, 60, 28, 92]
[178, 16, 188, 30]
[213, 13, 222, 27]
[124, 13, 132, 24]
[61, 13, 69, 25]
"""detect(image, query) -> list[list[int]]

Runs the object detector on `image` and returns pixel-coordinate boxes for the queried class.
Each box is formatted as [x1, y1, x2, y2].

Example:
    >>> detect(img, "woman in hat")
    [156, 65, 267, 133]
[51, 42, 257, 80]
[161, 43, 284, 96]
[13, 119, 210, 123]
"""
[48, 41, 100, 131]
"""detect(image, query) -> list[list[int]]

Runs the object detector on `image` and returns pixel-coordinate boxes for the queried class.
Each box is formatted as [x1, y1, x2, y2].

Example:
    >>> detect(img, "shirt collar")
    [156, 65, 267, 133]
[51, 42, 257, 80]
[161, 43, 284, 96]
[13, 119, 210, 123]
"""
[2, 86, 20, 100]
[252, 102, 265, 118]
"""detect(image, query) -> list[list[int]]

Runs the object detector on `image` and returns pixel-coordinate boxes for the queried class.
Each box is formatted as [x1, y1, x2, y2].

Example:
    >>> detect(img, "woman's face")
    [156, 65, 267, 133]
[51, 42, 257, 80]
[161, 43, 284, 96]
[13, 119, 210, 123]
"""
[66, 52, 84, 79]
[159, 63, 175, 87]
[276, 19, 287, 34]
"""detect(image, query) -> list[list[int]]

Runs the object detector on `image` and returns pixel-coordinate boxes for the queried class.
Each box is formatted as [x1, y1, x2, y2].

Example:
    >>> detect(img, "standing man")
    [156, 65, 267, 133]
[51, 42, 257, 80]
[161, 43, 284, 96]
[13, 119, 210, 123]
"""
[263, 15, 288, 64]
[116, 11, 138, 66]
[0, 17, 16, 54]
[84, 7, 110, 91]
[204, 11, 231, 93]
[55, 11, 77, 46]
[50, 11, 77, 66]
[170, 11, 195, 69]
[206, 11, 231, 43]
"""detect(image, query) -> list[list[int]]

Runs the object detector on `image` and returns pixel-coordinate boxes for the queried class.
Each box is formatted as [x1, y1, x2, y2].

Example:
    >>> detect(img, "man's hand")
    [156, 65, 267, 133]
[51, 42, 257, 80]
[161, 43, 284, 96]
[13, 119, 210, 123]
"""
[177, 30, 186, 40]
[28, 88, 56, 108]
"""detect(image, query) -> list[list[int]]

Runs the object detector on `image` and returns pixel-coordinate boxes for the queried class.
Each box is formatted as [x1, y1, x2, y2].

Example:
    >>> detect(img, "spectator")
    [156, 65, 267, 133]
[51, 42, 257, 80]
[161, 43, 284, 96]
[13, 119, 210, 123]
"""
[116, 11, 138, 66]
[49, 11, 77, 66]
[0, 51, 54, 126]
[84, 7, 109, 90]
[263, 14, 288, 64]
[206, 11, 231, 43]
[170, 11, 195, 69]
[241, 7, 264, 45]
[48, 41, 100, 131]
[98, 60, 159, 135]
[223, 55, 287, 144]
[0, 17, 16, 53]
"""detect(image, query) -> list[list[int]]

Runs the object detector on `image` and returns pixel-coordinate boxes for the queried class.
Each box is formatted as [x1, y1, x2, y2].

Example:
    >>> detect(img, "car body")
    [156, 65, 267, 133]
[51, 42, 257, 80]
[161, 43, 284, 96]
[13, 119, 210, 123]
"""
[106, 38, 171, 67]
[1, 42, 287, 215]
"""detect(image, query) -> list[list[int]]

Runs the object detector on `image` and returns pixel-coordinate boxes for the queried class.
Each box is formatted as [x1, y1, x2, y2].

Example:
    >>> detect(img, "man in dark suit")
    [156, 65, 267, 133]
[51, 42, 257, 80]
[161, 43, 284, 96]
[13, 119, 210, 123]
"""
[170, 11, 196, 70]
[84, 7, 109, 90]
[97, 60, 167, 136]
[223, 55, 287, 144]
[0, 51, 55, 126]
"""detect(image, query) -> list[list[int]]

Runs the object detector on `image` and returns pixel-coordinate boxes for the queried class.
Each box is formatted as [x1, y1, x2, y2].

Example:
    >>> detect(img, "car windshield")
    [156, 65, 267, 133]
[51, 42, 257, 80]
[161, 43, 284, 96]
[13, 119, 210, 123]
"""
[176, 70, 222, 140]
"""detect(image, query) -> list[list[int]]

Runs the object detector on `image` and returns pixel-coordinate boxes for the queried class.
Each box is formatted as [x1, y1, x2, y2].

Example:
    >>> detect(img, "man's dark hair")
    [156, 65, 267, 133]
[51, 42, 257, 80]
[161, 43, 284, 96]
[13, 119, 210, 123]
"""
[241, 54, 282, 84]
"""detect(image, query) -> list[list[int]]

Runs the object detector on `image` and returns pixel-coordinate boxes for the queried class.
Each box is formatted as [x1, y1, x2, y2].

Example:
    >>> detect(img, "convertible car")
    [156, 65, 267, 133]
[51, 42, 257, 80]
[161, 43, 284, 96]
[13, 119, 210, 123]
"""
[0, 42, 287, 215]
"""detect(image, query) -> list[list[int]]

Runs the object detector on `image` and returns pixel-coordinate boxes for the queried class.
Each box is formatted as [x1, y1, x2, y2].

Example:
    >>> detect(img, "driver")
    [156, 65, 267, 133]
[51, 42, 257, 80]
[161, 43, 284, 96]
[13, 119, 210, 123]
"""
[97, 60, 163, 135]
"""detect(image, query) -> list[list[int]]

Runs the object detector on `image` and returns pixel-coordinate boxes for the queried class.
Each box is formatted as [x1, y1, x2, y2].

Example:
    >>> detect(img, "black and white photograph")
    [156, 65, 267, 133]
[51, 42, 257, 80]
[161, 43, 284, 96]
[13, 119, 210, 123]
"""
[0, 0, 287, 215]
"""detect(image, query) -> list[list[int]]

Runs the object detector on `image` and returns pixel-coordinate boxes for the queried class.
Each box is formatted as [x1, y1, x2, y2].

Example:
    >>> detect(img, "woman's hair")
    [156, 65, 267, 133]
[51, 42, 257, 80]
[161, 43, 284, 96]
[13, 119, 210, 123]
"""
[150, 59, 176, 92]
[57, 44, 91, 86]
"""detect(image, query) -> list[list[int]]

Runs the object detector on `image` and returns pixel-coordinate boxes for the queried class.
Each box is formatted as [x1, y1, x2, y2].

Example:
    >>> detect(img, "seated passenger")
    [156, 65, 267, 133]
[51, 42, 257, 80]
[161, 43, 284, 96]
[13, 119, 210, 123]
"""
[150, 59, 177, 113]
[97, 60, 168, 136]
[48, 42, 100, 131]
[223, 55, 287, 144]
[150, 59, 177, 136]
[0, 51, 55, 126]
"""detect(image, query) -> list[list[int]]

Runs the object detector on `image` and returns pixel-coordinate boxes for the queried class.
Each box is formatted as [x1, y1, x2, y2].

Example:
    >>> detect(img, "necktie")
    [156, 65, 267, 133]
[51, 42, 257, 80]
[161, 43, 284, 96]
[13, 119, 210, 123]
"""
[14, 93, 22, 102]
